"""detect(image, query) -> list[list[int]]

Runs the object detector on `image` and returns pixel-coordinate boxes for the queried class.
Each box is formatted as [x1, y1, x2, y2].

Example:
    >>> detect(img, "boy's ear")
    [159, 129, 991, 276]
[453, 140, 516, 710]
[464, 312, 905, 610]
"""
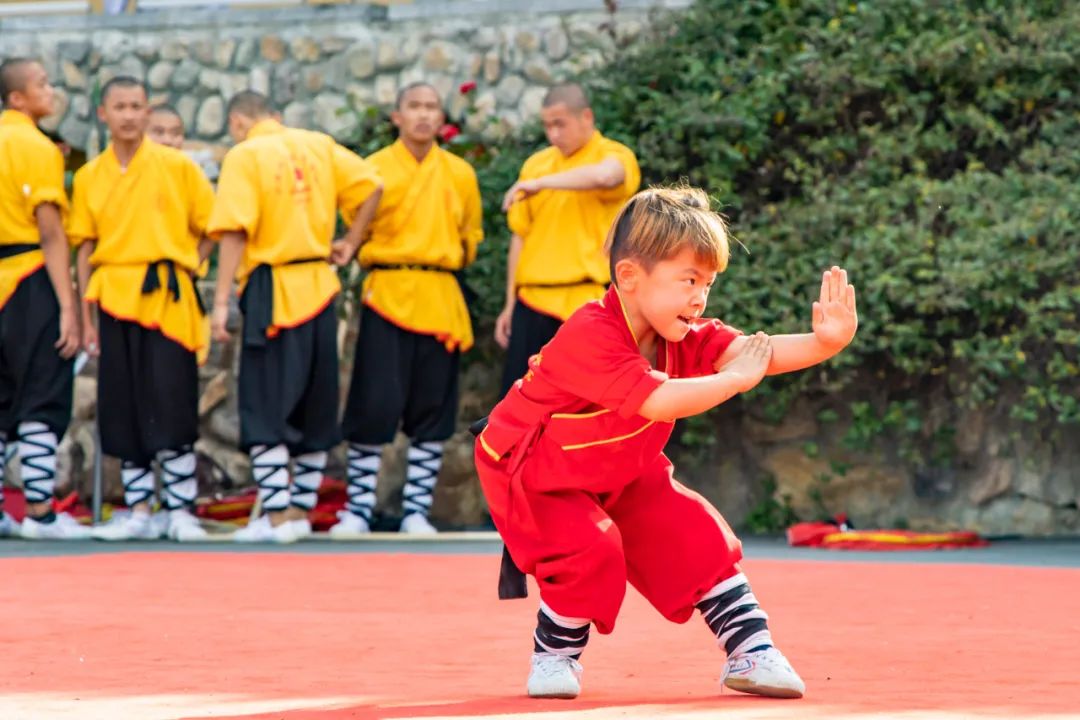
[614, 257, 640, 291]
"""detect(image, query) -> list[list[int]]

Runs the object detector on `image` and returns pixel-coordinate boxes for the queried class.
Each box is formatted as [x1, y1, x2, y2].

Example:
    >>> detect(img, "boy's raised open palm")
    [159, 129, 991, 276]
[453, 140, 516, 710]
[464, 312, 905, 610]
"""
[812, 266, 858, 349]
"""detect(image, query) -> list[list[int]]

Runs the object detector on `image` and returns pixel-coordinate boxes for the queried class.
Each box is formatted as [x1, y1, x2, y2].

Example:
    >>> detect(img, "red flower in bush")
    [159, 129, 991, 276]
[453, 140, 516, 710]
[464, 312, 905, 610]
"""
[459, 81, 477, 95]
[438, 123, 461, 143]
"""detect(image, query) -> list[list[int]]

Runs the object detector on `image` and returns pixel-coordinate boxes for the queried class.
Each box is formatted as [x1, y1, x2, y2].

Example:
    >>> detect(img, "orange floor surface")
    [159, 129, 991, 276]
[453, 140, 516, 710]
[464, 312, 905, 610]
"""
[1, 552, 1077, 719]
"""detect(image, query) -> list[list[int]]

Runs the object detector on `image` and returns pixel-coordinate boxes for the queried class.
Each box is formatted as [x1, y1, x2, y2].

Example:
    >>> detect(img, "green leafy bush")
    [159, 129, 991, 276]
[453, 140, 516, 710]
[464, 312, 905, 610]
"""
[347, 0, 1079, 436]
[589, 0, 1079, 428]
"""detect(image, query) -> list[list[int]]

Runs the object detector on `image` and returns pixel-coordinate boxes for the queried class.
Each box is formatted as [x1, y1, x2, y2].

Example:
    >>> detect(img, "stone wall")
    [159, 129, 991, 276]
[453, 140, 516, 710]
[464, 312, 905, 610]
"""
[675, 392, 1080, 539]
[0, 0, 692, 154]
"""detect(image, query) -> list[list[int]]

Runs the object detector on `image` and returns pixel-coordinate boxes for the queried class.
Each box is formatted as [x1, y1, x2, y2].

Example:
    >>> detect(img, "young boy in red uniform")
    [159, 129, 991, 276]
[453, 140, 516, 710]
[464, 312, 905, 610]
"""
[474, 186, 858, 699]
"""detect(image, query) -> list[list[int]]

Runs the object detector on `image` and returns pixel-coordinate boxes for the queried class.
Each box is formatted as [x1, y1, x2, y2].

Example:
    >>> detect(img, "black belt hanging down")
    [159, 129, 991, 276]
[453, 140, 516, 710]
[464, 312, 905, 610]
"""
[239, 257, 327, 349]
[140, 260, 206, 315]
[468, 415, 529, 600]
[0, 243, 39, 260]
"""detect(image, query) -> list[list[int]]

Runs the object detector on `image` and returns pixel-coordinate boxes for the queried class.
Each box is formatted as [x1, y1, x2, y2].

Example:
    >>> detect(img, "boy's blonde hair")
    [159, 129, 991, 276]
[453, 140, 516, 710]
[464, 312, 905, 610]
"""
[604, 185, 730, 283]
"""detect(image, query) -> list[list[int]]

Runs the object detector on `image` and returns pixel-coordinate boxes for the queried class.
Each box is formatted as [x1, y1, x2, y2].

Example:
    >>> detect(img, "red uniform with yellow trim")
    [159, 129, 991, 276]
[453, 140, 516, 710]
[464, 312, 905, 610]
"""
[475, 285, 745, 633]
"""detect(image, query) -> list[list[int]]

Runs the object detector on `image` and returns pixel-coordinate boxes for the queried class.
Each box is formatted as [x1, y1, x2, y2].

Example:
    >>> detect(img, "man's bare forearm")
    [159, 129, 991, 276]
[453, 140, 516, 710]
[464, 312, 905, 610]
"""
[534, 158, 624, 192]
[344, 186, 383, 252]
[34, 204, 76, 311]
[213, 232, 246, 309]
[505, 234, 523, 307]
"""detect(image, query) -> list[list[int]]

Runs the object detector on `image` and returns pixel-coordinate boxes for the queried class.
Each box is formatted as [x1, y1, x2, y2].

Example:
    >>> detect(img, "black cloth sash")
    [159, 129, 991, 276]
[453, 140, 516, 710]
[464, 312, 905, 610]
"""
[0, 243, 39, 260]
[367, 262, 455, 273]
[239, 257, 327, 349]
[518, 277, 605, 289]
[140, 260, 205, 315]
[468, 416, 529, 600]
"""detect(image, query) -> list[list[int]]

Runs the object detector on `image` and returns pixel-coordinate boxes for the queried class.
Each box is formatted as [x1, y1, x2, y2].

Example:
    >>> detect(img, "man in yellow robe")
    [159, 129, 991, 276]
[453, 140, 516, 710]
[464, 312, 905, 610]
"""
[333, 82, 482, 536]
[208, 90, 382, 543]
[0, 58, 86, 539]
[70, 77, 216, 542]
[497, 83, 640, 393]
[146, 103, 185, 150]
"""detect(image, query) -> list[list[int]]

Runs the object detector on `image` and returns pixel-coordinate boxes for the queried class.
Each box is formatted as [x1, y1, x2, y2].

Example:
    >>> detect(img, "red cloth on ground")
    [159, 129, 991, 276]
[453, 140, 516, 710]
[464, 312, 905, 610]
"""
[787, 521, 988, 550]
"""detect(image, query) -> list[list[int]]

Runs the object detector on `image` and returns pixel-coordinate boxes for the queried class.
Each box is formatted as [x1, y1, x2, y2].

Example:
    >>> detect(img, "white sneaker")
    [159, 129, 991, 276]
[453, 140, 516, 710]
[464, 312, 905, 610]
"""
[289, 518, 313, 540]
[149, 511, 170, 539]
[0, 512, 20, 538]
[527, 652, 583, 699]
[22, 512, 93, 540]
[92, 512, 159, 541]
[328, 510, 371, 538]
[722, 646, 805, 698]
[232, 515, 297, 544]
[167, 509, 209, 542]
[400, 512, 438, 535]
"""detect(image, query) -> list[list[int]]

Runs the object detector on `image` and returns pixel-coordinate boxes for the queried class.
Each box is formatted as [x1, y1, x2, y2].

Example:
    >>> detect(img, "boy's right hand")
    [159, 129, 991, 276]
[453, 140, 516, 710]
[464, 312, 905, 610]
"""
[719, 331, 772, 392]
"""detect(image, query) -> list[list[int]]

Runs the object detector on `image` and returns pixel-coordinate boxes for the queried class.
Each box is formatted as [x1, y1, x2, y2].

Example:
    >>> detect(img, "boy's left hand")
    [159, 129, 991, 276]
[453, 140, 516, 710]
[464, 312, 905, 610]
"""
[812, 266, 858, 349]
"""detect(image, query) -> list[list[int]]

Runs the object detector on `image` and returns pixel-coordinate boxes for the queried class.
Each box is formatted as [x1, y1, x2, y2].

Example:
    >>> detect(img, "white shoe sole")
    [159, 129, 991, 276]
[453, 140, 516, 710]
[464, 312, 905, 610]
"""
[723, 676, 804, 698]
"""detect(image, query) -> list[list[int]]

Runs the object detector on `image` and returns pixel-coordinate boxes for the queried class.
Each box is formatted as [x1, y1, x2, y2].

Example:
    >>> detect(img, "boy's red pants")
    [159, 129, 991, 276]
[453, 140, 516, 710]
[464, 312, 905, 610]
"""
[476, 448, 744, 634]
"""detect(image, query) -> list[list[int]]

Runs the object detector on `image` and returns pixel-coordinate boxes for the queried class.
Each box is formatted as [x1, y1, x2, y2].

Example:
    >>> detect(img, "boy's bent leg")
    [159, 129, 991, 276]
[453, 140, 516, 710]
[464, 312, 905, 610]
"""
[607, 454, 744, 623]
[528, 601, 588, 699]
[608, 456, 803, 698]
[474, 446, 628, 634]
[702, 576, 804, 698]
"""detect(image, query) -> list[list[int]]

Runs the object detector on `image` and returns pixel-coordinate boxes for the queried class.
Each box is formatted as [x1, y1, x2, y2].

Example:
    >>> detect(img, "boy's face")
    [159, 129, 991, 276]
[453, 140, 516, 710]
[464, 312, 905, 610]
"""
[628, 247, 717, 343]
[147, 111, 184, 148]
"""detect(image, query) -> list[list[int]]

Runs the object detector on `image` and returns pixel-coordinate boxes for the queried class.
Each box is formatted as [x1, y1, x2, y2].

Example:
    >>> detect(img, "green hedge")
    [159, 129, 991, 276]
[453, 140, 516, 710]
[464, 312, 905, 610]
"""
[347, 0, 1079, 431]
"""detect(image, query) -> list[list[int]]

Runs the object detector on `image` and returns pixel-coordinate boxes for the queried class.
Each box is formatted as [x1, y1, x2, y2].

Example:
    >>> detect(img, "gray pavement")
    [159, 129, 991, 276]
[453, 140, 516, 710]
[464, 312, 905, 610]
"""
[0, 534, 1076, 567]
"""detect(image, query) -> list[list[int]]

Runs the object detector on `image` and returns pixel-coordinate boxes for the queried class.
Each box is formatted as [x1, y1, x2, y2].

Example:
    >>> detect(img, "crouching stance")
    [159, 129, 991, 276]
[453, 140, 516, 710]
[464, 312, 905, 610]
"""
[476, 186, 859, 699]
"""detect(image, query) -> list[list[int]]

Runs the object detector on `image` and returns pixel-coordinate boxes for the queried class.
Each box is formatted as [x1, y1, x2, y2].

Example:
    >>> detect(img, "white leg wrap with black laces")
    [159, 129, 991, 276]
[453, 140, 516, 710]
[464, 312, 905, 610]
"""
[291, 450, 326, 511]
[158, 447, 198, 510]
[345, 442, 381, 523]
[17, 421, 58, 505]
[403, 441, 442, 518]
[251, 444, 290, 513]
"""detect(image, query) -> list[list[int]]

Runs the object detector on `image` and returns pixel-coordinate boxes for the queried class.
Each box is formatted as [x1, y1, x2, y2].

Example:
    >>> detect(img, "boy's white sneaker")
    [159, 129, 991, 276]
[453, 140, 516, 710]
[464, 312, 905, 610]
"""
[0, 512, 21, 538]
[167, 509, 209, 542]
[722, 646, 805, 698]
[233, 515, 297, 544]
[527, 652, 583, 699]
[328, 510, 371, 538]
[289, 518, 313, 540]
[92, 512, 159, 541]
[400, 512, 438, 535]
[22, 512, 93, 540]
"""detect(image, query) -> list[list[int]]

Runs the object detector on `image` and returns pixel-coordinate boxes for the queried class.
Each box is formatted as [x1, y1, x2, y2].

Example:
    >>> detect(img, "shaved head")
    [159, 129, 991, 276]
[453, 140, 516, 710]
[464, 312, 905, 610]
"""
[542, 83, 590, 113]
[227, 90, 273, 119]
[99, 75, 146, 105]
[0, 58, 37, 105]
[149, 103, 181, 120]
